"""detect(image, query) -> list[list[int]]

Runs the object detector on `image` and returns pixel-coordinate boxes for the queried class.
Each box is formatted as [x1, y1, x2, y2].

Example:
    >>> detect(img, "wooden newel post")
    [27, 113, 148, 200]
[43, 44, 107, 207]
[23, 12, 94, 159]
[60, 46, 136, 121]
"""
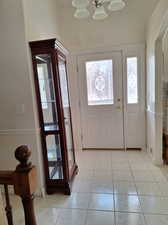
[13, 145, 38, 225]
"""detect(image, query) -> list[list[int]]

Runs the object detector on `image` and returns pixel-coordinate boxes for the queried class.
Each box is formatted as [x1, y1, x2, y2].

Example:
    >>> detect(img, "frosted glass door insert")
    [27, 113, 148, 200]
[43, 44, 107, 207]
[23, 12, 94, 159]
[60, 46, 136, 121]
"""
[85, 60, 113, 105]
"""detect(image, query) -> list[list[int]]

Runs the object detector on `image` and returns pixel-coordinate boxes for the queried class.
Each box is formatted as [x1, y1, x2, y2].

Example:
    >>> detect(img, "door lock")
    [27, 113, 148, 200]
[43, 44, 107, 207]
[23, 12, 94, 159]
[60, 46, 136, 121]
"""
[116, 106, 122, 110]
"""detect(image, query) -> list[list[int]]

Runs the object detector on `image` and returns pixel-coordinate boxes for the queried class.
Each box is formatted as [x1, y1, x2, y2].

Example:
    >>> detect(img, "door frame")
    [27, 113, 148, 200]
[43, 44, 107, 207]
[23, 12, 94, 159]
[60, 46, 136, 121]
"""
[146, 9, 168, 165]
[66, 43, 146, 151]
[153, 27, 168, 165]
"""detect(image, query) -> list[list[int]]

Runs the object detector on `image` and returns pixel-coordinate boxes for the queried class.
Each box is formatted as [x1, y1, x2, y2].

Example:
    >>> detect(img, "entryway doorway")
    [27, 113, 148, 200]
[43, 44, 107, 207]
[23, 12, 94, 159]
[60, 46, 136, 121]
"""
[77, 47, 146, 150]
[154, 27, 168, 165]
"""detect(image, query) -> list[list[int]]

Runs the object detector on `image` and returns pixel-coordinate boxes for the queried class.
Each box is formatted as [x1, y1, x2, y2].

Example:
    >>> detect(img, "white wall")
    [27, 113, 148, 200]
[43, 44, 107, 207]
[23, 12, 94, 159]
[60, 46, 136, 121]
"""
[22, 0, 61, 41]
[58, 0, 157, 151]
[0, 0, 45, 194]
[0, 0, 34, 161]
[0, 0, 61, 195]
[146, 0, 168, 164]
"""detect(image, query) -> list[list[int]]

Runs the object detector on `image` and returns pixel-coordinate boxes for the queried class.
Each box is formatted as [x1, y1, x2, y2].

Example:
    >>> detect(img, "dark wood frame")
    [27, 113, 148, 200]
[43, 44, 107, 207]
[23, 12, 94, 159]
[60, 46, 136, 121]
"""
[29, 39, 78, 195]
[163, 132, 168, 164]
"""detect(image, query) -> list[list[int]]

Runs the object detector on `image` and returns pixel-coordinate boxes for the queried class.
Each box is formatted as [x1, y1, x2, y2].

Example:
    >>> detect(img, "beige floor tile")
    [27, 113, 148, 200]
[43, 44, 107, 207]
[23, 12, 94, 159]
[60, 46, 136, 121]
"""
[114, 181, 137, 195]
[6, 150, 168, 225]
[63, 193, 90, 209]
[132, 170, 156, 182]
[88, 194, 114, 211]
[91, 180, 114, 194]
[135, 182, 162, 196]
[139, 196, 168, 214]
[145, 214, 168, 225]
[56, 209, 87, 225]
[112, 170, 134, 181]
[86, 210, 115, 225]
[115, 212, 146, 225]
[114, 195, 141, 213]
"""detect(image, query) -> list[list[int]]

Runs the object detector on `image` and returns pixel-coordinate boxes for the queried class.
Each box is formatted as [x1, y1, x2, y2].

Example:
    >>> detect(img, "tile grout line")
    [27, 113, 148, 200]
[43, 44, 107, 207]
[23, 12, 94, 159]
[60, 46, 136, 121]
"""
[128, 158, 148, 225]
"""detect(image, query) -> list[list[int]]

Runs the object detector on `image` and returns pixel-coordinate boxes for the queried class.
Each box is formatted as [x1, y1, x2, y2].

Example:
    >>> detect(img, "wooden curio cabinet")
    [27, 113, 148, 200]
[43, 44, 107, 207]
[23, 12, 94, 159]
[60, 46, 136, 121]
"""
[29, 39, 78, 195]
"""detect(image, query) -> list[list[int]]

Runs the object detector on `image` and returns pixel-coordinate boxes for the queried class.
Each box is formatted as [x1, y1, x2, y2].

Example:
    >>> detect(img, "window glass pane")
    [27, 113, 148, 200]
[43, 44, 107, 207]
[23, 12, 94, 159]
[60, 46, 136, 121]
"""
[58, 58, 75, 171]
[36, 54, 58, 129]
[59, 60, 69, 108]
[127, 57, 138, 104]
[46, 135, 63, 179]
[86, 60, 113, 106]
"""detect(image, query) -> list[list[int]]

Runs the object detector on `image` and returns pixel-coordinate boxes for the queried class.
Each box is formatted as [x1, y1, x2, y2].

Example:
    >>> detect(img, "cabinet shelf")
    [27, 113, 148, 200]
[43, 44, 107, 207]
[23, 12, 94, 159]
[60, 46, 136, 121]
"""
[44, 124, 59, 134]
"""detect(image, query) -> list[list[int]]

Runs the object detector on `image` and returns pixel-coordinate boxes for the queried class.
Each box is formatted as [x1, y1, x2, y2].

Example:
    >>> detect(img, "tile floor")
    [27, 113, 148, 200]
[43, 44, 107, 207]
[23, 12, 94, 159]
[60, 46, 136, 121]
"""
[7, 150, 168, 225]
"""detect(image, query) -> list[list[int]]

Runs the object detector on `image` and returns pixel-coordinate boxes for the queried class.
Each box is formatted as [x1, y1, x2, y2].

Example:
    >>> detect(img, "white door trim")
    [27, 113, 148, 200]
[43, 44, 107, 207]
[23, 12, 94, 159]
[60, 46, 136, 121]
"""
[67, 43, 146, 151]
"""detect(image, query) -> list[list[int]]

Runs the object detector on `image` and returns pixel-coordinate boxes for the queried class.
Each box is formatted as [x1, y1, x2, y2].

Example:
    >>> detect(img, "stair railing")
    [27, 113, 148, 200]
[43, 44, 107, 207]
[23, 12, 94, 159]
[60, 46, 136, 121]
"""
[0, 145, 38, 225]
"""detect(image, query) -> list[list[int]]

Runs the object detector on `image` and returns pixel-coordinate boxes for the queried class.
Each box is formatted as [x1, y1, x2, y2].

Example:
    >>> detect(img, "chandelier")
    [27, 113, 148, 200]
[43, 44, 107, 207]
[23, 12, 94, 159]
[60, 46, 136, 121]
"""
[72, 0, 126, 20]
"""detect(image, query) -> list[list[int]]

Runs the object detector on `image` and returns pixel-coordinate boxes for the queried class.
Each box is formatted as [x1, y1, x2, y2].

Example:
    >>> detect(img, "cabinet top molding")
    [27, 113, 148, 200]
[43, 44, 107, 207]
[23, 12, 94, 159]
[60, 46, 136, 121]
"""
[29, 38, 69, 56]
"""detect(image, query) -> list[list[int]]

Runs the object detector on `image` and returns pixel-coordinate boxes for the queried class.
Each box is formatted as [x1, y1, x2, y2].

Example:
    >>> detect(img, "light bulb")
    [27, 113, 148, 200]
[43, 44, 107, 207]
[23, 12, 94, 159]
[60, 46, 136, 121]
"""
[93, 6, 108, 20]
[74, 8, 90, 19]
[108, 0, 126, 11]
[72, 0, 89, 8]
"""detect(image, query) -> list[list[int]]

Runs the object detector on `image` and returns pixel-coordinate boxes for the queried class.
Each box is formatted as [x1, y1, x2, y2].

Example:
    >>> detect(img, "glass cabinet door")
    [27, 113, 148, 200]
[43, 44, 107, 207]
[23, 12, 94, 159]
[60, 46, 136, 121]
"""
[36, 54, 59, 131]
[58, 56, 75, 172]
[46, 134, 63, 179]
[35, 54, 63, 180]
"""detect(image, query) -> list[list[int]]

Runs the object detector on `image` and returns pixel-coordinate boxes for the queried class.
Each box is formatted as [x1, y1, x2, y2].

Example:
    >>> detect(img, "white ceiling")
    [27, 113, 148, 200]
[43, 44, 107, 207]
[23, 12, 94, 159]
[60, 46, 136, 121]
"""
[57, 0, 158, 10]
[57, 0, 160, 51]
[57, 0, 72, 7]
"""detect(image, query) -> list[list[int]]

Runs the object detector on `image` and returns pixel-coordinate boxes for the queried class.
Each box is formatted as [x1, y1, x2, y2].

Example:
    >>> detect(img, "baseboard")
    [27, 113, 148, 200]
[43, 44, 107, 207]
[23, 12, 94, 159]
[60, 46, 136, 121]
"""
[146, 146, 164, 166]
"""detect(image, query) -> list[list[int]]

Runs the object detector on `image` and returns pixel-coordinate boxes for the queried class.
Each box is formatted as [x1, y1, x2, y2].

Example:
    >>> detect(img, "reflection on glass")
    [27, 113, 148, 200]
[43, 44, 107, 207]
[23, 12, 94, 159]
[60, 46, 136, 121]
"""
[127, 57, 138, 104]
[58, 58, 75, 171]
[36, 54, 58, 129]
[86, 60, 114, 106]
[46, 135, 63, 179]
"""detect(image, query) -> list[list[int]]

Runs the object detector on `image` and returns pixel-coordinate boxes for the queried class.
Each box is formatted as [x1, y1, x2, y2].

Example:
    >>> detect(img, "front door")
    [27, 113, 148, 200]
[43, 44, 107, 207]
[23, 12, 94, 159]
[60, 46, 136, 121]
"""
[78, 52, 124, 149]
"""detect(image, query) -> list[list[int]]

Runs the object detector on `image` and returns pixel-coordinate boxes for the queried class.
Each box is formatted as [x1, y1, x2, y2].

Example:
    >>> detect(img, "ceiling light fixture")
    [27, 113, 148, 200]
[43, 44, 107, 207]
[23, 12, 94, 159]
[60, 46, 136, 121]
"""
[72, 0, 126, 20]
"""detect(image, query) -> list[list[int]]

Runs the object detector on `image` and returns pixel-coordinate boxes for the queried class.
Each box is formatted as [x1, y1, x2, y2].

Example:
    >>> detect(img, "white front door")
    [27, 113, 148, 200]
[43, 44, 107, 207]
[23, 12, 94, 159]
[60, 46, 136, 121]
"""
[78, 52, 124, 149]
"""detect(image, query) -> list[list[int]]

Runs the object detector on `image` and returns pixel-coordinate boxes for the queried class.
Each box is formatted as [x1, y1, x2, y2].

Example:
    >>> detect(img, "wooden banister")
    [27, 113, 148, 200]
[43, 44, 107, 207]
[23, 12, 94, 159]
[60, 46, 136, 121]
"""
[0, 145, 38, 225]
[4, 184, 14, 225]
[14, 145, 37, 225]
[0, 171, 13, 185]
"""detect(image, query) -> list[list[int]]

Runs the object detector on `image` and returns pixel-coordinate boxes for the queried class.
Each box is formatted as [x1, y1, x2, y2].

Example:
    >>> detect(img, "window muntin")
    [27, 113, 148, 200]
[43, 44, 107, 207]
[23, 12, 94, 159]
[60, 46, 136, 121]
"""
[85, 60, 114, 106]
